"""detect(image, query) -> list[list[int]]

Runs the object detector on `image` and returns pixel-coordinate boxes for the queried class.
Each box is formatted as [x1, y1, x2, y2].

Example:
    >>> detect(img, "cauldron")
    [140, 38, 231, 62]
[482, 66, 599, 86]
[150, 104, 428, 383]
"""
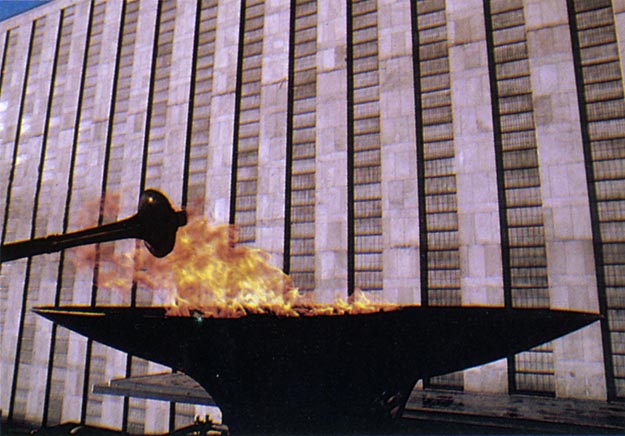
[35, 305, 598, 434]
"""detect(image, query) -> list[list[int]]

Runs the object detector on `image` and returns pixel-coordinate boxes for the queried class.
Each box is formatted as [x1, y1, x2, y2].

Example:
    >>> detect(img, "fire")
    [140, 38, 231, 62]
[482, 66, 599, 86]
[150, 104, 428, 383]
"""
[163, 216, 297, 317]
[81, 210, 396, 318]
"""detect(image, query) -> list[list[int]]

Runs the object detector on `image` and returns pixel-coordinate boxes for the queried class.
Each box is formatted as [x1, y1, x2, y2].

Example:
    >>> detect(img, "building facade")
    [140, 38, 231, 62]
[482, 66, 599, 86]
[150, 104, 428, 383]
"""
[0, 0, 624, 432]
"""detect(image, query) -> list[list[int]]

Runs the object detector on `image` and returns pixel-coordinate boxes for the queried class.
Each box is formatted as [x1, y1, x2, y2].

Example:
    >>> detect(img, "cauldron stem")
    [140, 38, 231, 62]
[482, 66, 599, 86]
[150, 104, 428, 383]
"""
[0, 189, 187, 263]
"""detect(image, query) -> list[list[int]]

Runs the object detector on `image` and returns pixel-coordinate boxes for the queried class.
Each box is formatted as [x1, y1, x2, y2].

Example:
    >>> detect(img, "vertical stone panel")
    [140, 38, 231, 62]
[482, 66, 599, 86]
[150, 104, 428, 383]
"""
[144, 0, 190, 207]
[186, 0, 219, 213]
[86, 1, 145, 427]
[448, 0, 507, 393]
[100, 0, 143, 309]
[562, 0, 623, 400]
[378, 0, 420, 304]
[58, 0, 118, 425]
[255, 0, 290, 267]
[0, 24, 31, 418]
[120, 0, 158, 316]
[525, 1, 605, 398]
[0, 27, 30, 244]
[315, 0, 348, 302]
[18, 14, 62, 426]
[178, 2, 220, 423]
[37, 4, 81, 243]
[448, 0, 503, 306]
[80, 0, 126, 429]
[163, 0, 195, 205]
[43, 1, 91, 425]
[206, 0, 241, 223]
[118, 0, 163, 432]
[118, 0, 158, 226]
[143, 0, 177, 194]
[525, 0, 604, 401]
[147, 1, 196, 432]
[99, 0, 141, 231]
[4, 16, 53, 425]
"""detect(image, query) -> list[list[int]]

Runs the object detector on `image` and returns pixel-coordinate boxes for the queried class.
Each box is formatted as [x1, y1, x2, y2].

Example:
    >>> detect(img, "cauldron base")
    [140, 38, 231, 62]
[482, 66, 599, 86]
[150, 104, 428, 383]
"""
[34, 305, 599, 434]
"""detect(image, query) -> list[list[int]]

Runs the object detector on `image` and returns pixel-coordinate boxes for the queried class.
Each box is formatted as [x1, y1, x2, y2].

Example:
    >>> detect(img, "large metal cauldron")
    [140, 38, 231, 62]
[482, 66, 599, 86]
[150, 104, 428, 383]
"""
[35, 305, 598, 434]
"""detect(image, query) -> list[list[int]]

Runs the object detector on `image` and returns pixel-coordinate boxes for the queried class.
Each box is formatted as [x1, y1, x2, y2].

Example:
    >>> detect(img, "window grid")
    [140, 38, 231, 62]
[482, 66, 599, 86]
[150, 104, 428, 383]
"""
[570, 0, 625, 399]
[234, 0, 265, 245]
[186, 0, 218, 209]
[350, 0, 383, 292]
[488, 0, 554, 396]
[105, 0, 140, 223]
[416, 0, 461, 308]
[414, 0, 463, 391]
[145, 0, 177, 192]
[288, 0, 317, 291]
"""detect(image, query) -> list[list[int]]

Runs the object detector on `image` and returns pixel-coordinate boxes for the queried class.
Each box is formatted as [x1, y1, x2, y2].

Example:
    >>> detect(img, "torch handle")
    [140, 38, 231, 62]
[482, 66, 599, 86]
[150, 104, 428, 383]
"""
[0, 189, 186, 263]
[0, 216, 141, 263]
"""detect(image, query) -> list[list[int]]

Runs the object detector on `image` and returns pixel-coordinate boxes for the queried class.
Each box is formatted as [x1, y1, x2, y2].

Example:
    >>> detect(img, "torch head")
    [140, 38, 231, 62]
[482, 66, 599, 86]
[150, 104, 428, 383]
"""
[135, 189, 187, 258]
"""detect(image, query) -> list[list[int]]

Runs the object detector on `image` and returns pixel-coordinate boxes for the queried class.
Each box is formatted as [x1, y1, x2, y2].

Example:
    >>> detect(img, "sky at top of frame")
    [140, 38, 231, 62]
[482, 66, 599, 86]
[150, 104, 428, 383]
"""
[0, 0, 51, 22]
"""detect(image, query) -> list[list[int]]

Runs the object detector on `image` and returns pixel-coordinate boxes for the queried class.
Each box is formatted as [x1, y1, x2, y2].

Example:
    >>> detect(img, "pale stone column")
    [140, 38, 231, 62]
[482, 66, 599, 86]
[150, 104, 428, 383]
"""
[28, 1, 92, 426]
[143, 3, 195, 432]
[90, 0, 160, 430]
[80, 2, 126, 428]
[0, 25, 30, 410]
[2, 13, 85, 421]
[206, 0, 241, 224]
[60, 1, 100, 418]
[159, 0, 195, 206]
[524, 0, 607, 400]
[112, 1, 167, 433]
[1, 14, 59, 424]
[255, 0, 290, 268]
[191, 0, 241, 423]
[0, 23, 33, 416]
[377, 0, 420, 305]
[447, 0, 507, 393]
[0, 26, 30, 235]
[61, 0, 122, 424]
[116, 0, 160, 244]
[315, 0, 348, 303]
[20, 14, 62, 425]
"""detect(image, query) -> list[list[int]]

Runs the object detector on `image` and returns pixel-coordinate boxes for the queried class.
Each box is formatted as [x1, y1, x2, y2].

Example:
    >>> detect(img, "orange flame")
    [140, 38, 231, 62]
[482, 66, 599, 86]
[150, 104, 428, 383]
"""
[73, 206, 397, 317]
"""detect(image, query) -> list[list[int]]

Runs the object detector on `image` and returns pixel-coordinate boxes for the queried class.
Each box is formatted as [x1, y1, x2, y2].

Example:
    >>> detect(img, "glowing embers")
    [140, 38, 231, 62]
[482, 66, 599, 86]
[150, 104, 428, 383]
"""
[86, 214, 396, 318]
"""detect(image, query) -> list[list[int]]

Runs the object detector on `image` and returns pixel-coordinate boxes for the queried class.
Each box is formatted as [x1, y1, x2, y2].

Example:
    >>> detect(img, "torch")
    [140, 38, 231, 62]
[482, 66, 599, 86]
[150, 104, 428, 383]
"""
[0, 189, 187, 263]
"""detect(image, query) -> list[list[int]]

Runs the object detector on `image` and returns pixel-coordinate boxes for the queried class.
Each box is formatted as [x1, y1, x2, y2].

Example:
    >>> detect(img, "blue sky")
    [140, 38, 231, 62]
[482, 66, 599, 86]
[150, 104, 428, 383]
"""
[0, 1, 51, 22]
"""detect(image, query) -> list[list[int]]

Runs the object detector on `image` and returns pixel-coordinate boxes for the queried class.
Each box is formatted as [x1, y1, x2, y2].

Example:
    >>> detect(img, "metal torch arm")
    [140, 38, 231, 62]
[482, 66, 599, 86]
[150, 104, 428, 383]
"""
[0, 216, 140, 263]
